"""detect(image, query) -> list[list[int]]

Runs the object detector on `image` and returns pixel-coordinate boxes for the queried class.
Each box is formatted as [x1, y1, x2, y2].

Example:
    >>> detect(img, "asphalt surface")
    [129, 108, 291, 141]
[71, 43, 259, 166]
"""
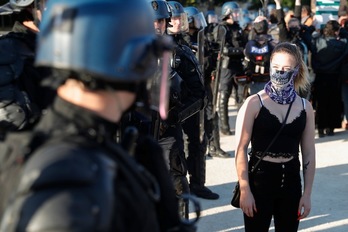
[193, 100, 348, 232]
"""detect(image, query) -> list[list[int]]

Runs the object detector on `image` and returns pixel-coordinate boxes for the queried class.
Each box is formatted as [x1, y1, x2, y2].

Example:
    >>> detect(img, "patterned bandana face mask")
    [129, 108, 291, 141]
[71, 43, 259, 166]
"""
[264, 66, 299, 104]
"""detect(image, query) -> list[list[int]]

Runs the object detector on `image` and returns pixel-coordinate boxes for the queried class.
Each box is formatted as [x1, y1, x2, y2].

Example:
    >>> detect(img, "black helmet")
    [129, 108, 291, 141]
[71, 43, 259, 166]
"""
[36, 0, 171, 83]
[149, 0, 170, 20]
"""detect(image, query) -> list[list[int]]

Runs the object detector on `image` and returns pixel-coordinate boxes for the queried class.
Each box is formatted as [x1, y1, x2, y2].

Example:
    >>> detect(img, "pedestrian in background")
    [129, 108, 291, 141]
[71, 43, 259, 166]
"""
[309, 20, 348, 137]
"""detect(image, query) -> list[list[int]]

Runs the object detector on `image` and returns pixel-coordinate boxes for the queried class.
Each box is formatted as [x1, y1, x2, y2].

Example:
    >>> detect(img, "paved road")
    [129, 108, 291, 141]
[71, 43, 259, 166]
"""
[194, 102, 348, 232]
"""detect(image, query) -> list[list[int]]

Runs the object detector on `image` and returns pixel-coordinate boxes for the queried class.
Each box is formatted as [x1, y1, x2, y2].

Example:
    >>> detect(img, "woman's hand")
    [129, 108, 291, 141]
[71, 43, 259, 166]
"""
[240, 189, 257, 217]
[297, 194, 311, 220]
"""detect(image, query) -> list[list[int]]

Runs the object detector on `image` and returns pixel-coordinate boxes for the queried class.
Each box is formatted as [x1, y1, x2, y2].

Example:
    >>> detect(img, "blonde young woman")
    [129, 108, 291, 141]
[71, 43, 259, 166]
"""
[235, 42, 316, 232]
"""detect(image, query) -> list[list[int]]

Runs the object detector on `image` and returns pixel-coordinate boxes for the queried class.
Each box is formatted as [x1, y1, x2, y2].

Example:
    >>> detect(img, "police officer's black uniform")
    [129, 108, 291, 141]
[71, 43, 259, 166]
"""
[203, 21, 231, 158]
[160, 32, 207, 210]
[0, 96, 162, 231]
[214, 20, 247, 134]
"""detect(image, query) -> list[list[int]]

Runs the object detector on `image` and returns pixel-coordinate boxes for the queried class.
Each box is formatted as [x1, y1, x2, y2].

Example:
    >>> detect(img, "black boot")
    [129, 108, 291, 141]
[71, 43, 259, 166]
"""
[187, 148, 220, 200]
[173, 175, 190, 219]
[325, 128, 334, 136]
[218, 93, 232, 135]
[209, 114, 230, 158]
[190, 183, 219, 200]
[209, 142, 230, 158]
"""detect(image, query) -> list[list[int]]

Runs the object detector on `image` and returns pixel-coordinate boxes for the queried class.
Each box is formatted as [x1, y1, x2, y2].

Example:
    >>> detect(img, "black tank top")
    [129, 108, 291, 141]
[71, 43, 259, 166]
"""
[250, 94, 307, 156]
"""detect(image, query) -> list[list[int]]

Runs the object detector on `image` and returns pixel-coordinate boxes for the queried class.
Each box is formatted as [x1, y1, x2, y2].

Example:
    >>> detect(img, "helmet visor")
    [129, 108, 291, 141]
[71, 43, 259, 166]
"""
[231, 9, 240, 22]
[167, 12, 188, 34]
[148, 51, 171, 119]
[207, 14, 218, 24]
[192, 12, 207, 29]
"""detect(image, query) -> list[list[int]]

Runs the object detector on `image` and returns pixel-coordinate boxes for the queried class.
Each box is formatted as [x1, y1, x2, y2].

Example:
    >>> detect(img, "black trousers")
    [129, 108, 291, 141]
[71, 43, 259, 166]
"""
[182, 113, 206, 186]
[219, 68, 238, 97]
[244, 156, 302, 232]
[313, 74, 343, 129]
[158, 125, 187, 177]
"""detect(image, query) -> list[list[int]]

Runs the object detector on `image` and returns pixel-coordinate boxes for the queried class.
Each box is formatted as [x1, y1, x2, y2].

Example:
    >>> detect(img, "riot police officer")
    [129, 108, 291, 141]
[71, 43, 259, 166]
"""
[0, 0, 51, 138]
[213, 1, 247, 135]
[163, 1, 217, 209]
[121, 0, 173, 139]
[181, 6, 223, 196]
[0, 0, 199, 231]
[203, 11, 231, 158]
[149, 0, 170, 36]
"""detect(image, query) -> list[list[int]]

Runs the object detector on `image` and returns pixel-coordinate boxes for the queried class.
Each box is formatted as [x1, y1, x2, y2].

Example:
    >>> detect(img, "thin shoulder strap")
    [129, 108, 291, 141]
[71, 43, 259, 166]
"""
[256, 93, 264, 107]
[301, 98, 306, 110]
[250, 101, 293, 173]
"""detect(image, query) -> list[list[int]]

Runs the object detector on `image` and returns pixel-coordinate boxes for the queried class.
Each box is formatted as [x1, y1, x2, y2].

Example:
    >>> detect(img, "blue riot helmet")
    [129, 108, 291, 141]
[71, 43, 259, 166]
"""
[184, 6, 199, 24]
[149, 0, 171, 35]
[184, 6, 207, 29]
[206, 11, 219, 24]
[149, 0, 170, 20]
[36, 0, 173, 119]
[221, 1, 240, 22]
[167, 1, 189, 34]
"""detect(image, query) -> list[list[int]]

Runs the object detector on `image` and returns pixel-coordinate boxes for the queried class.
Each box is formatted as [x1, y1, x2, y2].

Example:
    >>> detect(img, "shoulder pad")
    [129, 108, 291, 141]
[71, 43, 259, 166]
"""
[1, 140, 117, 232]
[17, 142, 112, 193]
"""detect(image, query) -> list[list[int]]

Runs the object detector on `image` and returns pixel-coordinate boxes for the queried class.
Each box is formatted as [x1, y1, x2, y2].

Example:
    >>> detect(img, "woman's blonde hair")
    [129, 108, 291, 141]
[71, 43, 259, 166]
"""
[270, 42, 310, 94]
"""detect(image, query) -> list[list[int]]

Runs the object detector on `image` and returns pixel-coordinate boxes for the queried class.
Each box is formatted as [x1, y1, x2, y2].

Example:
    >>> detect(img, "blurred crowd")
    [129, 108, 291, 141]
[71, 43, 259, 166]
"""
[198, 0, 348, 137]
